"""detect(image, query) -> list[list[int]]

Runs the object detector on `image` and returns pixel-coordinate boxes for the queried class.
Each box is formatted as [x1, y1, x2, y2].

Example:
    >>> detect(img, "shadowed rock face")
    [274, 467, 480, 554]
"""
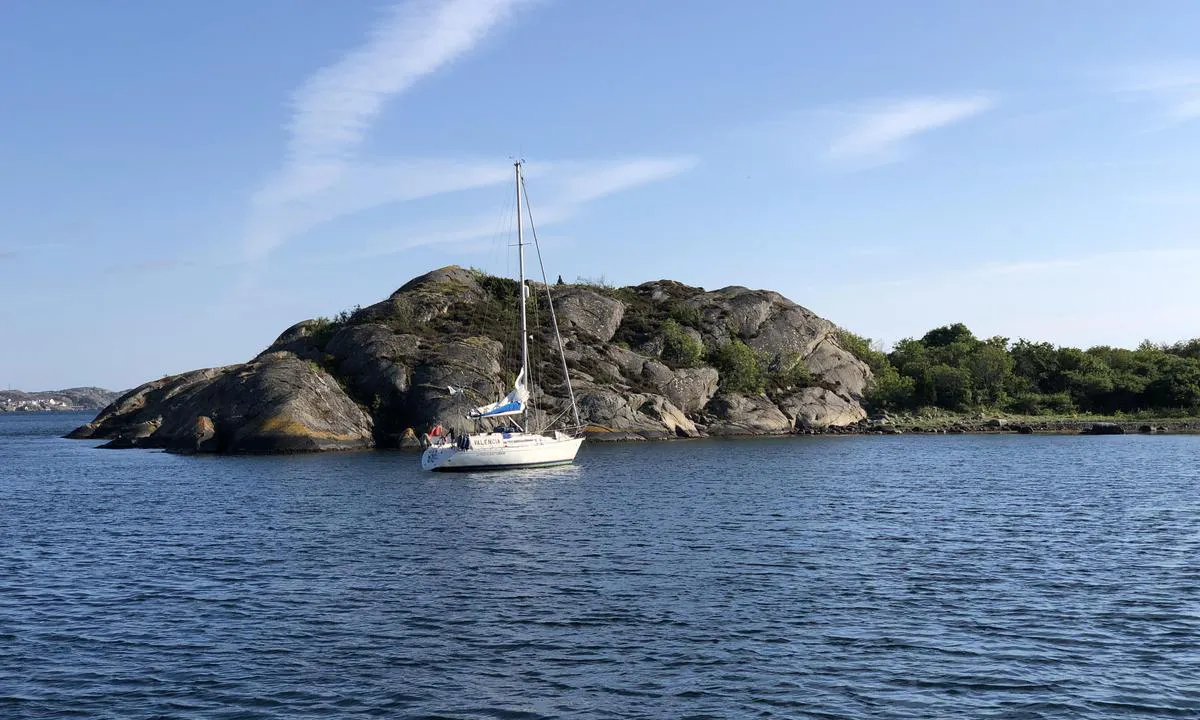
[70, 266, 873, 453]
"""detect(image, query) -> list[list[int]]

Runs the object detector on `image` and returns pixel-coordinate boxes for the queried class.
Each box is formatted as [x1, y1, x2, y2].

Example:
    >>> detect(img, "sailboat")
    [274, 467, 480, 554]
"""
[420, 161, 584, 472]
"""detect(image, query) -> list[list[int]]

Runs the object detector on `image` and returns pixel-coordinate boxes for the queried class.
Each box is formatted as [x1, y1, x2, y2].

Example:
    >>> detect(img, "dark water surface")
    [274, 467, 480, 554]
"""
[2, 412, 1198, 718]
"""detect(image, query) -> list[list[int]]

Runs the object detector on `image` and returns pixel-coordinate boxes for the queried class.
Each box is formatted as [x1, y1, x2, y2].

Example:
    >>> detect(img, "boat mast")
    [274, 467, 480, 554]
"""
[519, 175, 582, 432]
[516, 161, 529, 431]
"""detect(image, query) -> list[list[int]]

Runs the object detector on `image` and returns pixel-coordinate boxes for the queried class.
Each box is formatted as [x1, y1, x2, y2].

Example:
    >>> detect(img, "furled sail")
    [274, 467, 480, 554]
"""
[468, 369, 529, 419]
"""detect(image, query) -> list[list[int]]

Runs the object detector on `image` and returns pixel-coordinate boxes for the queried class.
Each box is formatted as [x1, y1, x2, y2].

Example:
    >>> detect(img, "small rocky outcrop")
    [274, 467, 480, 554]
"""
[70, 266, 874, 453]
[703, 394, 793, 436]
[553, 288, 625, 342]
[777, 387, 868, 430]
[185, 416, 219, 453]
[661, 367, 719, 414]
[576, 388, 698, 439]
[76, 353, 374, 453]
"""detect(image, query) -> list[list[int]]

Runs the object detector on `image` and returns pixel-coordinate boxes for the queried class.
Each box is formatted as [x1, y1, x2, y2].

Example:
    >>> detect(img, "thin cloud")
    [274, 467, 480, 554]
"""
[245, 0, 529, 260]
[0, 243, 66, 260]
[1127, 188, 1200, 206]
[981, 247, 1200, 279]
[288, 0, 526, 164]
[104, 258, 197, 275]
[245, 159, 513, 259]
[982, 258, 1089, 276]
[341, 215, 529, 261]
[552, 156, 698, 204]
[332, 156, 698, 260]
[1116, 62, 1200, 126]
[827, 95, 996, 167]
[241, 0, 695, 269]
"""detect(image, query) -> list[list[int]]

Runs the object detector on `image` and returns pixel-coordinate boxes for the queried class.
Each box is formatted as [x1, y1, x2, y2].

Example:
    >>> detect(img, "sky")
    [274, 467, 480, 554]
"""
[3, 0, 1200, 391]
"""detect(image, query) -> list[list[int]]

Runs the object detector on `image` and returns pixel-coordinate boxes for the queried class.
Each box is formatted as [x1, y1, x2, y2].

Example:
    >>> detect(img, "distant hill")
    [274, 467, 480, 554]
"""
[1, 387, 121, 412]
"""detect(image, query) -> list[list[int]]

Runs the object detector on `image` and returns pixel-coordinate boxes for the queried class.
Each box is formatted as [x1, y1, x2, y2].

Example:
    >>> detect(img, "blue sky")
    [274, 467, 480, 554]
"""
[3, 0, 1200, 390]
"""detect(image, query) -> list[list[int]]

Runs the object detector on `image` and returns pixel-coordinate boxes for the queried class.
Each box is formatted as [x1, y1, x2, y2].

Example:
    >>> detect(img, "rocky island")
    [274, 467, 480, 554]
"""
[68, 266, 871, 453]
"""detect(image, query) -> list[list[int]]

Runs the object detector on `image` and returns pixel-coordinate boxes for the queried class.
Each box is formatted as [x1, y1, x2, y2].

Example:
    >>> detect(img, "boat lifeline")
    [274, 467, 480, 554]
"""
[420, 162, 583, 472]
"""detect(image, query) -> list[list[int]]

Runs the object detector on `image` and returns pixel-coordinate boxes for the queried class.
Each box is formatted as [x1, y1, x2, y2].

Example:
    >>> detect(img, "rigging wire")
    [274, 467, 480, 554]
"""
[520, 171, 582, 430]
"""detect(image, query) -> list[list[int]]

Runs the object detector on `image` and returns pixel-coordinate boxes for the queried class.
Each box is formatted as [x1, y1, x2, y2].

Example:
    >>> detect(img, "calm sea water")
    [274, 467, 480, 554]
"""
[2, 412, 1198, 719]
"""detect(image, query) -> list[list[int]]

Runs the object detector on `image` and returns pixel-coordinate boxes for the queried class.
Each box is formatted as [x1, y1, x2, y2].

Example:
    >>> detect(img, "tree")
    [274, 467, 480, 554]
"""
[1148, 338, 1200, 360]
[883, 325, 1200, 416]
[1145, 355, 1200, 409]
[1011, 340, 1062, 394]
[1059, 350, 1114, 412]
[837, 329, 889, 372]
[865, 365, 915, 411]
[928, 364, 972, 410]
[921, 323, 976, 349]
[966, 338, 1014, 406]
[889, 338, 930, 376]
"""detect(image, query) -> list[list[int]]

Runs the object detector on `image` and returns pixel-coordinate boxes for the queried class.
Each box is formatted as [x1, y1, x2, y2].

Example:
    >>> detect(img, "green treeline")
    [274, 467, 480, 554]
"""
[840, 324, 1200, 416]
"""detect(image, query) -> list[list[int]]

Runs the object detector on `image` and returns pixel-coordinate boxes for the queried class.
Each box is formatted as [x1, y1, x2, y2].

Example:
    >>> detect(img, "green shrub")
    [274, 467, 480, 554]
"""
[767, 356, 814, 393]
[1041, 392, 1076, 414]
[334, 305, 362, 325]
[661, 319, 704, 368]
[711, 339, 767, 394]
[1008, 391, 1075, 412]
[864, 365, 915, 411]
[836, 329, 889, 372]
[307, 317, 336, 347]
[1006, 392, 1045, 415]
[668, 304, 702, 329]
[1008, 391, 1075, 415]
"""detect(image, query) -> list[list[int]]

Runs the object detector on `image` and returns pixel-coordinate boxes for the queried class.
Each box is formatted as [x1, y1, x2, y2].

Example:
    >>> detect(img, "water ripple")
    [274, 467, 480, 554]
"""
[2, 414, 1199, 718]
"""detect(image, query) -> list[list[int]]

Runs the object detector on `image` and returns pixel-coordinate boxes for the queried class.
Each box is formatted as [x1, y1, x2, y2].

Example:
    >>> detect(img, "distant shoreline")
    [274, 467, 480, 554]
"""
[1, 387, 121, 414]
[1, 408, 108, 414]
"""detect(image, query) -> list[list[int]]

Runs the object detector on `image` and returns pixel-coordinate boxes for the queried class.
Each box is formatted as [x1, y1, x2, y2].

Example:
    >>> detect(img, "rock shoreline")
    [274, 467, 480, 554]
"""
[580, 418, 1199, 442]
[801, 418, 1199, 436]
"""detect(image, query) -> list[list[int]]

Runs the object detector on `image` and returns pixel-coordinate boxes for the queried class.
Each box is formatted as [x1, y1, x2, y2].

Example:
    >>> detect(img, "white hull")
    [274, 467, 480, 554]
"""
[421, 432, 583, 472]
[420, 161, 583, 473]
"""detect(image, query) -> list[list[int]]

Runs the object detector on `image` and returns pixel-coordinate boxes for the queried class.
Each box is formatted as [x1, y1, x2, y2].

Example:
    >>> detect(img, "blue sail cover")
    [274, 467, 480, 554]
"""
[468, 369, 529, 419]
